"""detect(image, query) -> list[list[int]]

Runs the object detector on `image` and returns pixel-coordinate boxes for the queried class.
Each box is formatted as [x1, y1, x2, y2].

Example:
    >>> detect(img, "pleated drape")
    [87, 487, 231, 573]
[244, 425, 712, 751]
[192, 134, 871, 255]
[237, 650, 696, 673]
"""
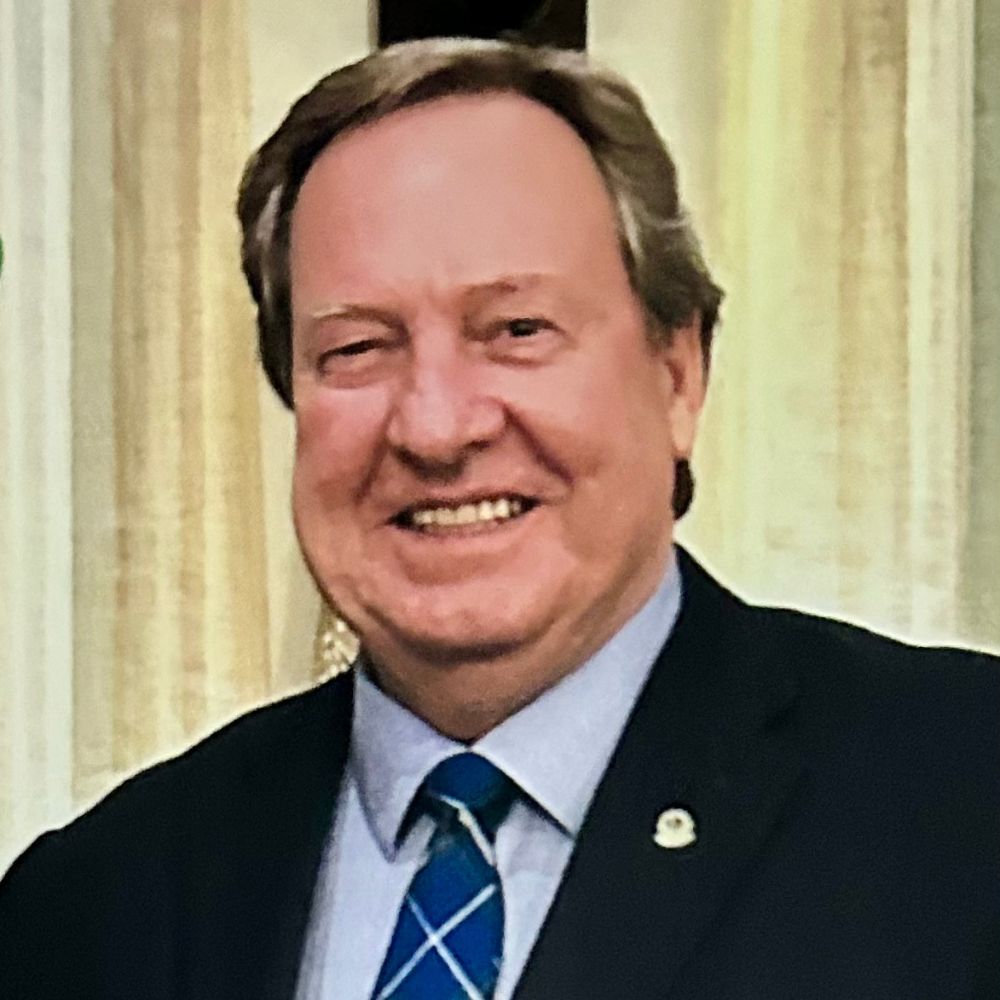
[0, 0, 74, 874]
[594, 0, 998, 650]
[965, 0, 1000, 645]
[71, 0, 272, 803]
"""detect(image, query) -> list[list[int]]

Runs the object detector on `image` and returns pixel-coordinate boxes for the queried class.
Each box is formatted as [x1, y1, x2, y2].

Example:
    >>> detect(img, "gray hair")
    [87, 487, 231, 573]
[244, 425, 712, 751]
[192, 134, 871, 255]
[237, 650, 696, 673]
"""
[236, 38, 723, 516]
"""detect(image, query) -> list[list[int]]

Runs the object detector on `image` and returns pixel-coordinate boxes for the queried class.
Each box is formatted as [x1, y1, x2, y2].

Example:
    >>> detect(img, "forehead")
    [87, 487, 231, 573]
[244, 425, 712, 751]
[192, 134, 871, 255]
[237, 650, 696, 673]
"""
[289, 92, 629, 301]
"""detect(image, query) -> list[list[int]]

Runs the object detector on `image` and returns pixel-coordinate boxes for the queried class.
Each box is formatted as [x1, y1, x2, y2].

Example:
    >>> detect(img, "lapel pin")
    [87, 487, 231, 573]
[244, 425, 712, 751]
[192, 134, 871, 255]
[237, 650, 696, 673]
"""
[653, 806, 696, 849]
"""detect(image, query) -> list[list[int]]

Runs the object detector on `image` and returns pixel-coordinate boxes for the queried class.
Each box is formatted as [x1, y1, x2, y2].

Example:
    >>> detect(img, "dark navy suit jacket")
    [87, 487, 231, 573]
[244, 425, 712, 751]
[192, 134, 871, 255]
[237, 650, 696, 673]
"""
[3, 550, 999, 998]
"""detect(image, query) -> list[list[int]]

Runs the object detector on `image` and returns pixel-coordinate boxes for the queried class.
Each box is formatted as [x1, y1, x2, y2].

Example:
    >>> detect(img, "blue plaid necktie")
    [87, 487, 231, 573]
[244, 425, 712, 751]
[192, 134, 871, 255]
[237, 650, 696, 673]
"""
[370, 753, 516, 1000]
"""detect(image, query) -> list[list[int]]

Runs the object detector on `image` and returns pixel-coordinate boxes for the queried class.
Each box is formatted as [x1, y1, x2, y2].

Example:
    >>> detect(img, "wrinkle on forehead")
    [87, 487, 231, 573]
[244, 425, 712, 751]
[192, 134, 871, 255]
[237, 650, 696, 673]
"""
[304, 273, 570, 318]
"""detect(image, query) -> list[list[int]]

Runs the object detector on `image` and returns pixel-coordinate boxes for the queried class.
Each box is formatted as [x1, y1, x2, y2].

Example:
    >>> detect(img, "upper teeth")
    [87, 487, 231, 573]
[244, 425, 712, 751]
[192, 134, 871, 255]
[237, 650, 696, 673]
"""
[411, 497, 524, 527]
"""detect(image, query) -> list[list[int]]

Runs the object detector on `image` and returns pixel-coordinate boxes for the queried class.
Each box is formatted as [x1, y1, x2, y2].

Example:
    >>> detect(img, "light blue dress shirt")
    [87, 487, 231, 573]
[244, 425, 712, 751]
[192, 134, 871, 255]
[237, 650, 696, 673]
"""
[295, 555, 682, 1000]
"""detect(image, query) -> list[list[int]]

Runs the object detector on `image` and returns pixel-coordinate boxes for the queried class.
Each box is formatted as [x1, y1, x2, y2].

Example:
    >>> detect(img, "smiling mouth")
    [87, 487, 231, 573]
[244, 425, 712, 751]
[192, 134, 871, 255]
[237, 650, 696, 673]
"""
[391, 495, 538, 533]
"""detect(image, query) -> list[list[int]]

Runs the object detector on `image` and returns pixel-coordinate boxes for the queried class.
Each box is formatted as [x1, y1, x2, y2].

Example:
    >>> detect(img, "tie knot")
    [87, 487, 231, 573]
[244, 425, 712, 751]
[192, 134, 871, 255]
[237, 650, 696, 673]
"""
[421, 753, 515, 839]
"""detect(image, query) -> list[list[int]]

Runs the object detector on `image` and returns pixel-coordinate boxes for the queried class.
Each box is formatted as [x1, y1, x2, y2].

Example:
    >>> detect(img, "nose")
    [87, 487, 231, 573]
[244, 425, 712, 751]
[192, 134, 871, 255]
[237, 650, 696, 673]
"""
[386, 338, 505, 472]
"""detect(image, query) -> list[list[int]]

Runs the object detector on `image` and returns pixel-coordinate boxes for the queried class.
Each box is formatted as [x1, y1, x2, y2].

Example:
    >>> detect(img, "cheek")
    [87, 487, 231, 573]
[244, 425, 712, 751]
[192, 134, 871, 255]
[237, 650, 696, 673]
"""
[541, 364, 674, 528]
[293, 388, 390, 504]
[505, 350, 669, 479]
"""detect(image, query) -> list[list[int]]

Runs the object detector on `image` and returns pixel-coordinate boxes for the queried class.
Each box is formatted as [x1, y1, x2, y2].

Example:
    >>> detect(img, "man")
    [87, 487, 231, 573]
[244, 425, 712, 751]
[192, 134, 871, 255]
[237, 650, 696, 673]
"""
[2, 38, 998, 1000]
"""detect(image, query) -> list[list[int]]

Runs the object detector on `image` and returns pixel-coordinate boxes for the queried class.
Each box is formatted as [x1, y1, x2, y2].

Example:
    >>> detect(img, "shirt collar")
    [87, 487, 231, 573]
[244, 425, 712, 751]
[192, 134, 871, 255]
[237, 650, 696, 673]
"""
[349, 551, 683, 858]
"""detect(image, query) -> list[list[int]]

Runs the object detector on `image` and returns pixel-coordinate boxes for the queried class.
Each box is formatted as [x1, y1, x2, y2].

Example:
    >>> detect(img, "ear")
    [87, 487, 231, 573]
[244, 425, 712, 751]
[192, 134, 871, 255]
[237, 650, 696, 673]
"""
[660, 313, 707, 459]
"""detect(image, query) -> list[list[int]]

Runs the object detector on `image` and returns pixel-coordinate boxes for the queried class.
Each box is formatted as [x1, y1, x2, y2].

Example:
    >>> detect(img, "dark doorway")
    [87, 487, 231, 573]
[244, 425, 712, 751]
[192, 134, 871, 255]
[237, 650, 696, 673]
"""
[377, 0, 586, 50]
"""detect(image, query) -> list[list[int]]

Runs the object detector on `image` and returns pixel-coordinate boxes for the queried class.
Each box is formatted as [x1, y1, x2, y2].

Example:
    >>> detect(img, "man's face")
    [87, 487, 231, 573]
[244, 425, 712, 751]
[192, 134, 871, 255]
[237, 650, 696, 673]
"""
[289, 93, 704, 729]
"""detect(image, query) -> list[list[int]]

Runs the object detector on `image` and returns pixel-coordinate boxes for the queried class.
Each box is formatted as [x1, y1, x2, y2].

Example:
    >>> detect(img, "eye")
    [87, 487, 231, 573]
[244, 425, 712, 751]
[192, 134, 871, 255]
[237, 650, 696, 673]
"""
[480, 316, 563, 364]
[315, 335, 401, 385]
[504, 318, 547, 338]
[325, 338, 381, 358]
[316, 338, 380, 371]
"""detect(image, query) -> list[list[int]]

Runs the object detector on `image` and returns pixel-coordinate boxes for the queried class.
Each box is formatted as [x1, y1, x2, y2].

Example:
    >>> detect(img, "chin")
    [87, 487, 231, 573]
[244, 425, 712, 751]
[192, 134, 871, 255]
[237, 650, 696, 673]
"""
[363, 592, 548, 668]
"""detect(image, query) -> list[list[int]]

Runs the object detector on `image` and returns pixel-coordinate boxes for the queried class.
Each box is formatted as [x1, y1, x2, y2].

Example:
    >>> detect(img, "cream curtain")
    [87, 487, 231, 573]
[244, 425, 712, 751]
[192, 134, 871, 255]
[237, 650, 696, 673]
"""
[71, 0, 273, 806]
[1, 0, 369, 871]
[594, 0, 998, 649]
[2, 0, 997, 869]
[1, 0, 74, 874]
[68, 0, 370, 817]
[966, 0, 1000, 644]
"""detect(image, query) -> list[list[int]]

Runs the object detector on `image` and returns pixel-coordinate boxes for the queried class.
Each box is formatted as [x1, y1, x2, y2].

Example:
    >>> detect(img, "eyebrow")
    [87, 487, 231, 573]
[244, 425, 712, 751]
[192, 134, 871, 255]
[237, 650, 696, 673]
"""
[305, 303, 400, 325]
[305, 272, 563, 324]
[461, 273, 560, 303]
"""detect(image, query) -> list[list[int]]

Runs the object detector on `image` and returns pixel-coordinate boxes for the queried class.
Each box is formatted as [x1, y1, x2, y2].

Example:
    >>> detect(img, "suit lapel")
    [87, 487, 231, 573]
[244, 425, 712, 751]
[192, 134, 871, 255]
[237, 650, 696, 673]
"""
[178, 673, 354, 1000]
[514, 551, 804, 999]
